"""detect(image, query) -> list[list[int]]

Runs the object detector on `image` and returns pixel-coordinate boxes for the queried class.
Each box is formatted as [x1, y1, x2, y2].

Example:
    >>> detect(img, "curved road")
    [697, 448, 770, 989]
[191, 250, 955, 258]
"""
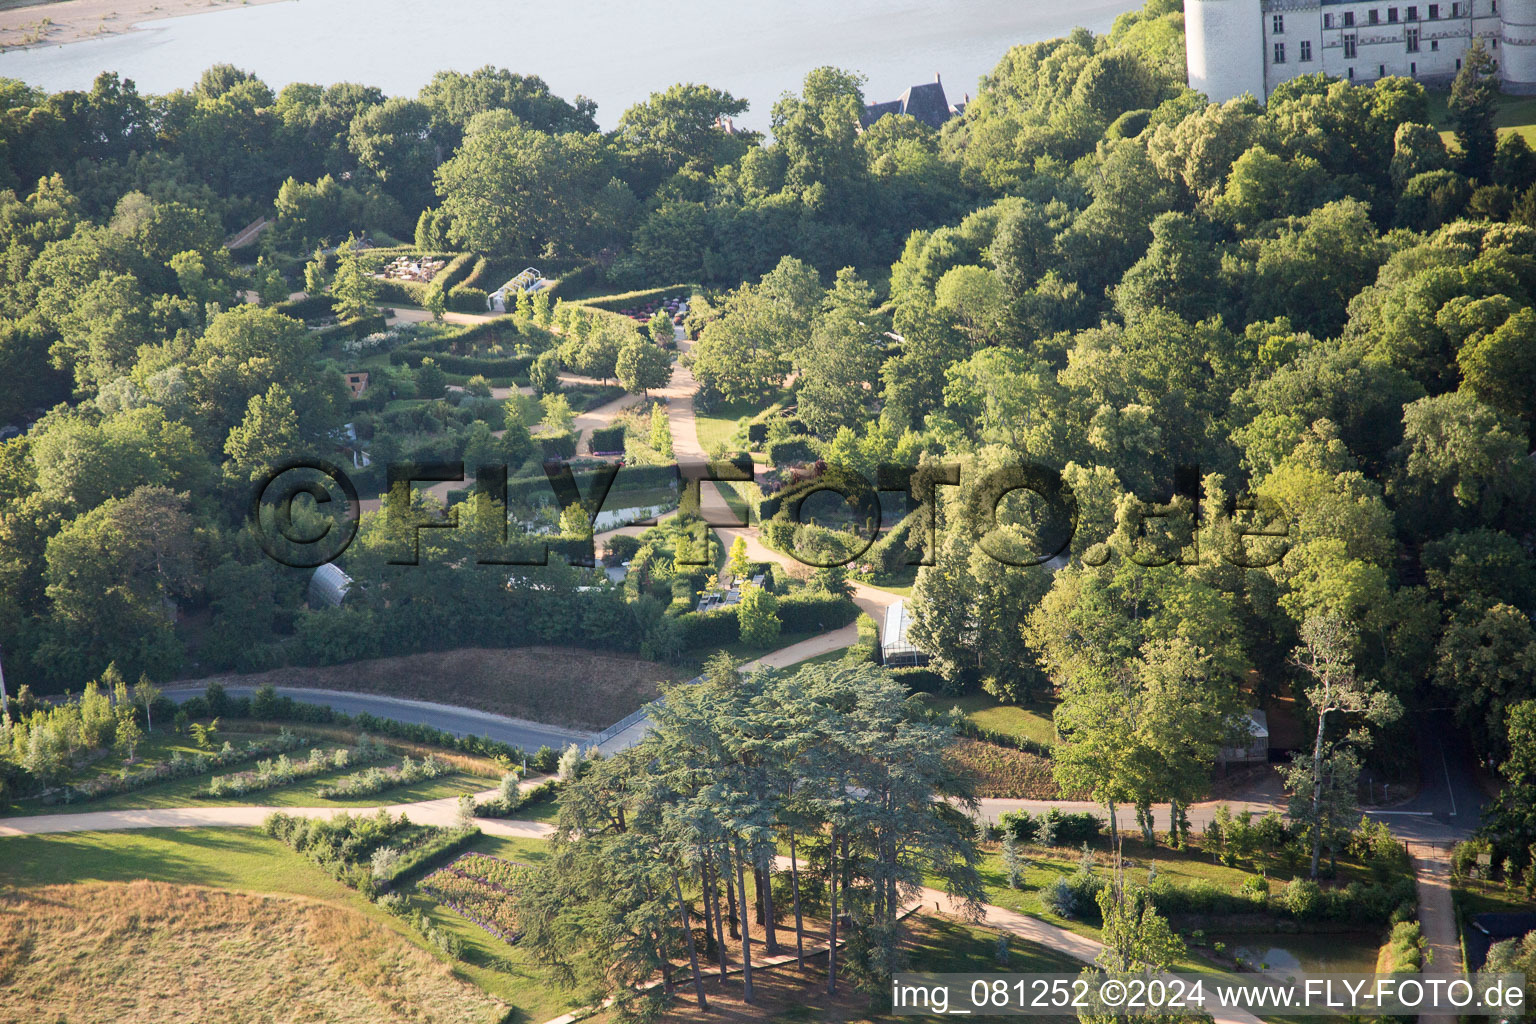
[164, 685, 593, 756]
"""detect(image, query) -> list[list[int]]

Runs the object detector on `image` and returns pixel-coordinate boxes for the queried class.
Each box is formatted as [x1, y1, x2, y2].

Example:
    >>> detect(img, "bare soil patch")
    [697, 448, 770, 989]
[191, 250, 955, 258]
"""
[180, 646, 684, 731]
[0, 880, 505, 1024]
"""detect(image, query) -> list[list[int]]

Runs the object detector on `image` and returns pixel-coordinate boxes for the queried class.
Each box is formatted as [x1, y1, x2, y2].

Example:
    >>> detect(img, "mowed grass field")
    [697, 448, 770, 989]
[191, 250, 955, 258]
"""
[921, 693, 1057, 747]
[1427, 88, 1536, 146]
[0, 880, 507, 1024]
[0, 828, 573, 1020]
[179, 645, 686, 730]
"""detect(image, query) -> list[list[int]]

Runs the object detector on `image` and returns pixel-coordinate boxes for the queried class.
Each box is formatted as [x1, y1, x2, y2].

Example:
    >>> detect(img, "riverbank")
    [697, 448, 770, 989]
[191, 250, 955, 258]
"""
[0, 0, 289, 52]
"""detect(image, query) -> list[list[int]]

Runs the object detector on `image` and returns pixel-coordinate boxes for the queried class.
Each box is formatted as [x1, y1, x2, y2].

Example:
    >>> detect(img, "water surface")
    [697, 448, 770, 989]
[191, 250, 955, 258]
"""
[0, 0, 1144, 129]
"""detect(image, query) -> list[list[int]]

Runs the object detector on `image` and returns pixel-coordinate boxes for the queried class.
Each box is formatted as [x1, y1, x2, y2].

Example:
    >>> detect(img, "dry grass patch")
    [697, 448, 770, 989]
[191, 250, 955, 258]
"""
[945, 738, 1062, 799]
[0, 880, 506, 1024]
[184, 646, 686, 730]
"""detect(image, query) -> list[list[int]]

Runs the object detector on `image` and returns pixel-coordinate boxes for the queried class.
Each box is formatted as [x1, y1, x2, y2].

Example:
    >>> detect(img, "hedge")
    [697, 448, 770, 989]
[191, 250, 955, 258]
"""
[891, 666, 947, 693]
[378, 825, 482, 889]
[580, 284, 697, 312]
[776, 592, 857, 633]
[276, 294, 337, 320]
[315, 313, 387, 345]
[538, 431, 577, 461]
[766, 438, 819, 468]
[546, 263, 606, 299]
[448, 286, 489, 313]
[1148, 875, 1416, 926]
[408, 349, 532, 378]
[589, 425, 626, 453]
[998, 808, 1103, 846]
[677, 608, 741, 649]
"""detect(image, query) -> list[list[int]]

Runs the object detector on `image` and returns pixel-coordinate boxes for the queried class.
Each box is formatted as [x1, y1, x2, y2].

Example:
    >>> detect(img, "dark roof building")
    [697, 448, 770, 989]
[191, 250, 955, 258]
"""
[861, 74, 960, 130]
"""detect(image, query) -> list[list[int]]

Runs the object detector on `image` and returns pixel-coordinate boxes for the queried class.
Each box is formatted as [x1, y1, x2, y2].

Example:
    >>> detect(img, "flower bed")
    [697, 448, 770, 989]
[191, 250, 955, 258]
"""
[317, 754, 452, 799]
[419, 853, 530, 943]
[55, 730, 309, 804]
[207, 735, 388, 797]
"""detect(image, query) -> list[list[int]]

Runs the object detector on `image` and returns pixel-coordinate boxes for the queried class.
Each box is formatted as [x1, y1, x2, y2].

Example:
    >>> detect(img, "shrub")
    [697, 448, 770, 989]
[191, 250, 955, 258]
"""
[1281, 878, 1325, 920]
[1041, 877, 1077, 919]
[1066, 869, 1106, 921]
[371, 846, 401, 880]
[476, 778, 558, 818]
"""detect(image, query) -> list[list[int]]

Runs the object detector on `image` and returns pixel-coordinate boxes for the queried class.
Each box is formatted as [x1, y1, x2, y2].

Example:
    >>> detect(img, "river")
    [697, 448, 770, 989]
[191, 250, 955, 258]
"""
[0, 0, 1145, 129]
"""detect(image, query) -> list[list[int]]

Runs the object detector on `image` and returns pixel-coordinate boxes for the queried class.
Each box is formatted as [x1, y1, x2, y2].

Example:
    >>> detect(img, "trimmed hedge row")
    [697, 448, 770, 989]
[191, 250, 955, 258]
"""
[276, 294, 337, 320]
[538, 431, 577, 461]
[891, 666, 948, 693]
[589, 425, 625, 453]
[381, 825, 482, 889]
[389, 348, 534, 378]
[580, 284, 696, 312]
[674, 592, 857, 650]
[314, 313, 387, 344]
[546, 263, 606, 299]
[777, 591, 859, 633]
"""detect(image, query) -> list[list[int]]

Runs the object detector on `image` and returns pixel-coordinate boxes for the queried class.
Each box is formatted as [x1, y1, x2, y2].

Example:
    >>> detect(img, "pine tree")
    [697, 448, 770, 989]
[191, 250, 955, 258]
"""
[1002, 832, 1024, 889]
[1451, 38, 1500, 182]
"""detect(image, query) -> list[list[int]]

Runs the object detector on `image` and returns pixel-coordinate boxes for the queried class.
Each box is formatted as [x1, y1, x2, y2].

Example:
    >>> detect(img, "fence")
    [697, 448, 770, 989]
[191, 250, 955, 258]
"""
[589, 675, 703, 748]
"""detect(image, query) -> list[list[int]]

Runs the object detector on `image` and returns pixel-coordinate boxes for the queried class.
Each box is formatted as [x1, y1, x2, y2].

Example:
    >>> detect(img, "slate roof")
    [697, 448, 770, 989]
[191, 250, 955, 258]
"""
[860, 76, 954, 130]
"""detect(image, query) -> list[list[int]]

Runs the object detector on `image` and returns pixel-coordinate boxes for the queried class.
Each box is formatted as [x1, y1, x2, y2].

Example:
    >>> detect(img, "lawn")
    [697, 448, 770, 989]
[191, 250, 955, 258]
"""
[968, 837, 1394, 945]
[1426, 87, 1536, 145]
[694, 392, 792, 456]
[0, 827, 573, 1019]
[922, 693, 1057, 747]
[7, 762, 491, 817]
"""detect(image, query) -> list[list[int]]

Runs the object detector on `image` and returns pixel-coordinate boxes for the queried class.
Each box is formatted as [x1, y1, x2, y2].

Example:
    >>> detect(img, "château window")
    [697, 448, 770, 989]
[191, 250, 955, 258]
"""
[1300, 40, 1314, 61]
[1273, 13, 1285, 33]
[1451, 2, 1461, 15]
[1325, 13, 1335, 28]
[1275, 42, 1287, 64]
[1407, 4, 1418, 18]
[1369, 10, 1380, 25]
[1344, 33, 1359, 57]
[1428, 3, 1439, 16]
[1407, 27, 1420, 51]
[1345, 12, 1357, 27]
[1388, 7, 1399, 22]
[1432, 39, 1440, 49]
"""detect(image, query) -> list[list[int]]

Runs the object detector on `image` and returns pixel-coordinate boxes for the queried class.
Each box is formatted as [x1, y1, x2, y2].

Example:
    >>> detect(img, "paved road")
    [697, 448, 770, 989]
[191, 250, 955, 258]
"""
[164, 685, 593, 756]
[1363, 714, 1487, 844]
[0, 780, 557, 839]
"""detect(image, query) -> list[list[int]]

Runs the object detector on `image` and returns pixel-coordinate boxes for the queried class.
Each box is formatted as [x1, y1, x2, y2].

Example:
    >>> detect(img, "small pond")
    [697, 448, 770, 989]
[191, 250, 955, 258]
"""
[1208, 932, 1381, 975]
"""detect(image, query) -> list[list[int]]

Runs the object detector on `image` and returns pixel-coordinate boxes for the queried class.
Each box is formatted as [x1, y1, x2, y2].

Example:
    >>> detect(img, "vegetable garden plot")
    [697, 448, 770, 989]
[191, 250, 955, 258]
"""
[419, 853, 530, 943]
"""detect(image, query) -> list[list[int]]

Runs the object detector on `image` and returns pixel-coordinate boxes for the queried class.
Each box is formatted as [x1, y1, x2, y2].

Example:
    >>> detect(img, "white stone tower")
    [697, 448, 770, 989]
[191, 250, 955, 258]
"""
[1502, 0, 1536, 93]
[1185, 0, 1266, 102]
